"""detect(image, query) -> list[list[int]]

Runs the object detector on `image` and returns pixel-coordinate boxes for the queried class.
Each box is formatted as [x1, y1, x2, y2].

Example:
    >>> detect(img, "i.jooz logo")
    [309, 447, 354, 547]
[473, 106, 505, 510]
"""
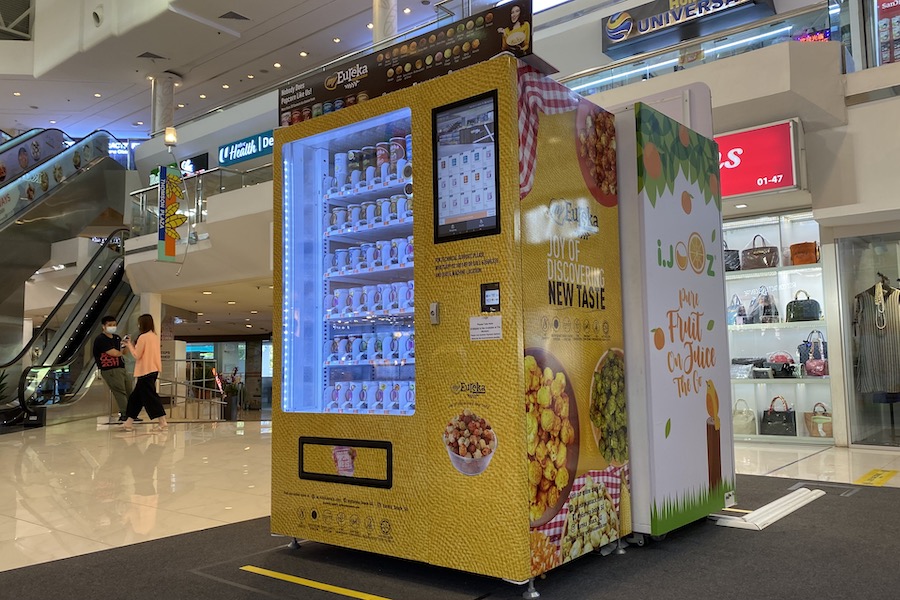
[658, 232, 716, 277]
[606, 12, 633, 42]
[451, 382, 487, 398]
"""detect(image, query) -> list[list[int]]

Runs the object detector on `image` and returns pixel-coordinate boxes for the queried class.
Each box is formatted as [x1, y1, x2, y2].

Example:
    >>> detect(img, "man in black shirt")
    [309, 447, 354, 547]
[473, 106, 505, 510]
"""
[92, 315, 135, 421]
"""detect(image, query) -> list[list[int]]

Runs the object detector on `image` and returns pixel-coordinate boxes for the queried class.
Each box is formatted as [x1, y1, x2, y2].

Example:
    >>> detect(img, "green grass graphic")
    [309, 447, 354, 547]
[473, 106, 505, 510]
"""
[650, 479, 735, 535]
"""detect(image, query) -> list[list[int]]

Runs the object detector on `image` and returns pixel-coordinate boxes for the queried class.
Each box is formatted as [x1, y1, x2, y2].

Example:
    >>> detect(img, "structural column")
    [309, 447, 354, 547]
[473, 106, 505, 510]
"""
[373, 0, 398, 47]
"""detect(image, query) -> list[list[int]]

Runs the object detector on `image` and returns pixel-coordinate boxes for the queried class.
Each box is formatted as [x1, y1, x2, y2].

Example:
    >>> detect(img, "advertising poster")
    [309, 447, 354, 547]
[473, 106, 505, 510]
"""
[0, 132, 106, 226]
[156, 166, 187, 262]
[519, 75, 629, 575]
[714, 122, 798, 198]
[277, 2, 533, 126]
[634, 103, 734, 534]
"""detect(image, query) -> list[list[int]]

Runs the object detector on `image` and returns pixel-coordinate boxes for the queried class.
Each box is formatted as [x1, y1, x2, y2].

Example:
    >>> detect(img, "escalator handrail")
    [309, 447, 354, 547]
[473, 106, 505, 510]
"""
[18, 278, 138, 413]
[0, 128, 45, 155]
[0, 129, 128, 197]
[0, 227, 131, 370]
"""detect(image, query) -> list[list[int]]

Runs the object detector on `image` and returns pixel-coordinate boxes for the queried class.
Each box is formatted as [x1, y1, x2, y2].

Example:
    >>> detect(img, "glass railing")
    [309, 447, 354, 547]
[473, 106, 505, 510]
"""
[0, 130, 119, 232]
[128, 164, 274, 237]
[561, 3, 837, 96]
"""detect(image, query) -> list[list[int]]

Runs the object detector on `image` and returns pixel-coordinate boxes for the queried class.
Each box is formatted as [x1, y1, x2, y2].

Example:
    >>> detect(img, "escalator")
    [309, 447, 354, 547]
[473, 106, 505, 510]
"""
[0, 128, 127, 361]
[0, 228, 137, 429]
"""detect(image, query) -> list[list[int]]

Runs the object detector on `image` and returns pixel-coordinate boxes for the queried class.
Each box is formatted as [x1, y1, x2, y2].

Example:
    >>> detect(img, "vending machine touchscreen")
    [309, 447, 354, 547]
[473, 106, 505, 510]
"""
[432, 91, 501, 243]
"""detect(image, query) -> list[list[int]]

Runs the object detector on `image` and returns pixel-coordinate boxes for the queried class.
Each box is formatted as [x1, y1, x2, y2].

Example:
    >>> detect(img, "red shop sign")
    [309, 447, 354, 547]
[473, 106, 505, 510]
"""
[714, 121, 798, 198]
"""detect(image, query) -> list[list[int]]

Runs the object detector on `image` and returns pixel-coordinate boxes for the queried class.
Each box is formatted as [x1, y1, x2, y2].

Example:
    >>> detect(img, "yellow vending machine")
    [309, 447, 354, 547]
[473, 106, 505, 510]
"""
[273, 55, 629, 588]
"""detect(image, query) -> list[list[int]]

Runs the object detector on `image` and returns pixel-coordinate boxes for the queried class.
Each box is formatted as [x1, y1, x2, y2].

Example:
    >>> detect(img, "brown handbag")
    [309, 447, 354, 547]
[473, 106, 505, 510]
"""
[741, 235, 779, 270]
[790, 241, 819, 265]
[803, 403, 833, 438]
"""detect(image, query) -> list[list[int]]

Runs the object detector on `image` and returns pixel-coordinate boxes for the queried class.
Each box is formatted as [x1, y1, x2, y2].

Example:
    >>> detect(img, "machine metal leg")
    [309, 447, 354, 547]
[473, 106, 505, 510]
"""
[287, 537, 301, 550]
[522, 578, 540, 599]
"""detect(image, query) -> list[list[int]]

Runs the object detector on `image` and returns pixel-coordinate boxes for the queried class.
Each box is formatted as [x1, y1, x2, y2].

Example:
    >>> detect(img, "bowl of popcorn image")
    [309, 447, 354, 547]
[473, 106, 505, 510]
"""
[442, 409, 498, 476]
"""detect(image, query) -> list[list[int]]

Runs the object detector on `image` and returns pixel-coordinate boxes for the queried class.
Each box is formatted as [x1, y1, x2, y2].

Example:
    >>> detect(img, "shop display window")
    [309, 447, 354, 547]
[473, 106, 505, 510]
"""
[837, 232, 900, 446]
[724, 212, 834, 442]
[281, 108, 415, 415]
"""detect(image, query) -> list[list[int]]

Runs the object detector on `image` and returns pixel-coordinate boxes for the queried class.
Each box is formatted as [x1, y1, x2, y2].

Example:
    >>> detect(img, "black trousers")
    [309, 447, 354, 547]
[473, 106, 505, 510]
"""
[126, 371, 166, 420]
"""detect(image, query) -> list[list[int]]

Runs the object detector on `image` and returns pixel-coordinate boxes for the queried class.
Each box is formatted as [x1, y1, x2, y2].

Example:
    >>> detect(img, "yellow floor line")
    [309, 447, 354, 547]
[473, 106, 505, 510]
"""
[240, 565, 392, 600]
[722, 508, 753, 514]
[853, 469, 899, 487]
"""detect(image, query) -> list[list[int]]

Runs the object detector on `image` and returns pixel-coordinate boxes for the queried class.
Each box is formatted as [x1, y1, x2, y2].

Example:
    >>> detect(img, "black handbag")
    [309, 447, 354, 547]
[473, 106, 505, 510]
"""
[798, 330, 828, 363]
[724, 241, 741, 272]
[785, 290, 821, 322]
[741, 235, 780, 270]
[746, 286, 779, 324]
[759, 396, 797, 436]
[763, 362, 796, 378]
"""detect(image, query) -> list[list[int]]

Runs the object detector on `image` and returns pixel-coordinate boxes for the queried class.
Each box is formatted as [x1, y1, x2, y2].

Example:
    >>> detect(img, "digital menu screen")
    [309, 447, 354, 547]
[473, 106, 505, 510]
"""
[432, 91, 500, 243]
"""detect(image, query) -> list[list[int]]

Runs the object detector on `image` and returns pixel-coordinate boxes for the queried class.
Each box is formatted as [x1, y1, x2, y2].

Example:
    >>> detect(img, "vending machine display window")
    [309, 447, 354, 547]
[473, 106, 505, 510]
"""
[281, 108, 416, 415]
[432, 91, 501, 243]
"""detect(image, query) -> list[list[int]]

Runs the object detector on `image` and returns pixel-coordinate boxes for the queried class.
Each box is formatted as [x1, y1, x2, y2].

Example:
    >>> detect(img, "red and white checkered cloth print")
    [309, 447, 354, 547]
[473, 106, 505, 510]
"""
[517, 62, 583, 200]
[533, 463, 630, 541]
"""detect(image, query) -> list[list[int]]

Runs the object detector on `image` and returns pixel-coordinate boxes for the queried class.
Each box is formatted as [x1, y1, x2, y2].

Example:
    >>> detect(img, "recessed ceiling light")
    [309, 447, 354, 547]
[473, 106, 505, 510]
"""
[199, 94, 207, 99]
[49, 120, 56, 124]
[735, 203, 748, 209]
[205, 320, 211, 324]
[246, 324, 253, 328]
[247, 74, 254, 79]
[13, 92, 21, 97]
[202, 291, 213, 295]
[333, 37, 341, 43]
[299, 51, 308, 57]
[197, 312, 204, 316]
[273, 62, 282, 68]
[403, 7, 411, 14]
[227, 300, 236, 305]
[174, 82, 181, 87]
[269, 285, 274, 289]
[177, 103, 185, 108]
[222, 84, 230, 89]
[367, 22, 374, 29]
[250, 310, 258, 314]
[245, 318, 251, 321]
[94, 93, 102, 97]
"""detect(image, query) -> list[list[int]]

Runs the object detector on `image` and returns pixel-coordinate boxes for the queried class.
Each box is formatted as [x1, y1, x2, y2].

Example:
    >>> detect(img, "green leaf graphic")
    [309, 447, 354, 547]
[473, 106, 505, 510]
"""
[711, 229, 717, 243]
[707, 320, 715, 331]
[665, 418, 672, 439]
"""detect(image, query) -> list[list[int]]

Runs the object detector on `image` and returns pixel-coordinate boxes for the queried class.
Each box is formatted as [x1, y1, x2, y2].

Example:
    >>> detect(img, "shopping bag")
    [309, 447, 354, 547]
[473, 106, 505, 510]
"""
[741, 235, 779, 269]
[724, 241, 741, 272]
[785, 290, 821, 322]
[759, 396, 797, 436]
[726, 294, 746, 325]
[803, 403, 832, 437]
[790, 241, 819, 265]
[732, 399, 757, 435]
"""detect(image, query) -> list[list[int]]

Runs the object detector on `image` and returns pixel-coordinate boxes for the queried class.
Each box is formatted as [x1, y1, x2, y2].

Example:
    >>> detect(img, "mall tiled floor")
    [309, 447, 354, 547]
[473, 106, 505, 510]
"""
[1, 419, 899, 573]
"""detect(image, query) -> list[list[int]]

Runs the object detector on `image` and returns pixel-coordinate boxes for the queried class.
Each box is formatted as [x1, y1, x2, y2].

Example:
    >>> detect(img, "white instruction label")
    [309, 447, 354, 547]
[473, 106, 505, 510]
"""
[469, 315, 502, 341]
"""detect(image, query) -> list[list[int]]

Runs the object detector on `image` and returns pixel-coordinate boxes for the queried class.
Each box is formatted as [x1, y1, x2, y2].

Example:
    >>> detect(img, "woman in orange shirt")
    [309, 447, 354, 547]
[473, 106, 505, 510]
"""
[121, 314, 168, 431]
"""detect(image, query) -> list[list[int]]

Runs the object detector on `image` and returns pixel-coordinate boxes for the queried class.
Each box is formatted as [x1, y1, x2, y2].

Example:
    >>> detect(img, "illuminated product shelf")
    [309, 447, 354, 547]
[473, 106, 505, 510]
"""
[324, 358, 415, 368]
[325, 217, 413, 243]
[325, 262, 414, 282]
[323, 178, 410, 206]
[731, 377, 831, 385]
[728, 319, 826, 331]
[326, 308, 414, 323]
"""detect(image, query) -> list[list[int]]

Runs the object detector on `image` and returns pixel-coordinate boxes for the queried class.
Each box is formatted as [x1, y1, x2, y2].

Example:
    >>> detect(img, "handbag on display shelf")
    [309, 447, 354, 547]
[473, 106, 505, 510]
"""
[726, 294, 747, 326]
[805, 335, 829, 377]
[732, 399, 757, 435]
[724, 241, 741, 272]
[798, 330, 828, 363]
[785, 290, 821, 322]
[746, 285, 779, 324]
[763, 349, 796, 378]
[803, 403, 833, 438]
[790, 241, 819, 265]
[732, 357, 764, 379]
[759, 396, 797, 436]
[741, 235, 780, 270]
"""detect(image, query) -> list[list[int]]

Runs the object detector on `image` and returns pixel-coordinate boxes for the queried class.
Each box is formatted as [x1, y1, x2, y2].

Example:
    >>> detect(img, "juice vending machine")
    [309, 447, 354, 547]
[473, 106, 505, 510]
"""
[273, 55, 631, 583]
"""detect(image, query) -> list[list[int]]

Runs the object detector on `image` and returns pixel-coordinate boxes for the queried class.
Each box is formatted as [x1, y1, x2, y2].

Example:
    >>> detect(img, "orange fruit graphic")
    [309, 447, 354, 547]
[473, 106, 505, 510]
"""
[681, 191, 693, 215]
[653, 328, 665, 351]
[678, 125, 690, 147]
[688, 232, 705, 274]
[674, 242, 688, 271]
[642, 143, 662, 179]
[709, 172, 719, 196]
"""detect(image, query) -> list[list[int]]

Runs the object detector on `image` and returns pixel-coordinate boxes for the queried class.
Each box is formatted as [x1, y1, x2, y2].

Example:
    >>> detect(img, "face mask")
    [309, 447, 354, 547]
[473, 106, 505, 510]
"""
[105, 326, 117, 334]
